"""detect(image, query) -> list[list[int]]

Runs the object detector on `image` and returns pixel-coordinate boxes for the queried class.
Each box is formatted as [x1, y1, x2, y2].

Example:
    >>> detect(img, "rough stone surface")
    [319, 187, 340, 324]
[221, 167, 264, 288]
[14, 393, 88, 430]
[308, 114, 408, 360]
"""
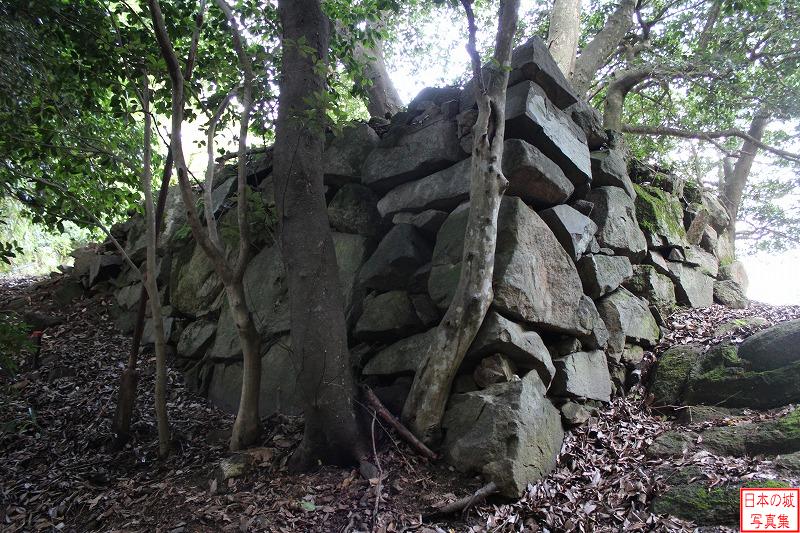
[577, 254, 633, 299]
[738, 320, 800, 371]
[324, 123, 380, 185]
[327, 184, 383, 236]
[177, 320, 216, 360]
[586, 187, 647, 260]
[596, 287, 660, 355]
[429, 197, 587, 334]
[718, 260, 749, 293]
[590, 150, 635, 199]
[633, 184, 687, 249]
[550, 350, 612, 402]
[354, 290, 424, 342]
[362, 329, 435, 376]
[361, 118, 465, 191]
[466, 310, 556, 386]
[376, 159, 471, 217]
[507, 36, 579, 110]
[170, 244, 224, 317]
[559, 401, 592, 427]
[623, 265, 676, 316]
[683, 245, 719, 277]
[502, 139, 574, 207]
[539, 205, 598, 261]
[567, 100, 608, 150]
[650, 344, 705, 406]
[358, 224, 432, 291]
[667, 262, 715, 308]
[714, 280, 747, 309]
[442, 372, 564, 497]
[504, 82, 591, 189]
[391, 210, 448, 239]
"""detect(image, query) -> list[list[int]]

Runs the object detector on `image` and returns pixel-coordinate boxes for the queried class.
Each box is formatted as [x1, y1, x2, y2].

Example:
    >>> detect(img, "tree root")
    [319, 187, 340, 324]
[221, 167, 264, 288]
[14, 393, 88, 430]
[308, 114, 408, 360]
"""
[362, 386, 438, 461]
[424, 482, 498, 519]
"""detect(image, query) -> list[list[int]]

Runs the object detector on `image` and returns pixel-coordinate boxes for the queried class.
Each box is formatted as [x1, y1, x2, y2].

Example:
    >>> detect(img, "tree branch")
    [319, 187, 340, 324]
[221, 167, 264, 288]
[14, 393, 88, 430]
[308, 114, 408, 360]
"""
[622, 124, 800, 163]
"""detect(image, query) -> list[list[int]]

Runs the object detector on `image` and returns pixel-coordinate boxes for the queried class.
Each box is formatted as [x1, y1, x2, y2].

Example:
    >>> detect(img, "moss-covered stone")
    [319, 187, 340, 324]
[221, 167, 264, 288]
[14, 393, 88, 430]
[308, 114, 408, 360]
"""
[650, 344, 704, 406]
[646, 430, 698, 458]
[701, 409, 800, 456]
[652, 483, 739, 525]
[683, 180, 703, 204]
[713, 317, 769, 338]
[633, 184, 687, 248]
[685, 359, 800, 409]
[696, 344, 743, 373]
[653, 477, 791, 526]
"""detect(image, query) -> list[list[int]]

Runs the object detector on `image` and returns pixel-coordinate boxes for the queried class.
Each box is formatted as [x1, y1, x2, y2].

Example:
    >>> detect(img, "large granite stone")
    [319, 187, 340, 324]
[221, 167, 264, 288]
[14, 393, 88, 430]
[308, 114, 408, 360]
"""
[502, 139, 574, 207]
[504, 82, 591, 189]
[324, 122, 380, 185]
[538, 204, 598, 261]
[353, 290, 425, 342]
[633, 184, 687, 249]
[586, 187, 647, 260]
[596, 287, 660, 355]
[465, 310, 556, 386]
[590, 149, 635, 199]
[361, 118, 465, 191]
[739, 319, 800, 371]
[358, 224, 432, 291]
[667, 262, 714, 308]
[429, 197, 587, 335]
[327, 184, 383, 236]
[577, 254, 633, 299]
[550, 350, 612, 402]
[624, 265, 676, 316]
[442, 371, 564, 497]
[376, 159, 471, 217]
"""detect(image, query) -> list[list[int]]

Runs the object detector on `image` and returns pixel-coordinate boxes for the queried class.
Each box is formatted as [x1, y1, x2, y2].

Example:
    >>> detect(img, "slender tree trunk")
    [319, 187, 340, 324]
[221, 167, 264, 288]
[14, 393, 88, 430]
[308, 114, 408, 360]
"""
[274, 0, 366, 469]
[401, 0, 519, 445]
[720, 112, 769, 252]
[571, 0, 636, 96]
[111, 151, 172, 450]
[351, 19, 403, 118]
[149, 0, 262, 451]
[547, 0, 581, 77]
[697, 0, 722, 53]
[226, 282, 262, 450]
[139, 75, 171, 458]
[602, 68, 651, 131]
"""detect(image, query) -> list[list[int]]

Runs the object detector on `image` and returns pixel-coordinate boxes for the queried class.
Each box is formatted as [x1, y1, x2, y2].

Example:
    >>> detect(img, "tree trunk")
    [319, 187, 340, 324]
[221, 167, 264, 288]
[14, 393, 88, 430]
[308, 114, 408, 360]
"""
[401, 0, 519, 445]
[571, 0, 636, 96]
[274, 0, 366, 469]
[547, 0, 581, 77]
[111, 150, 172, 451]
[352, 20, 403, 118]
[720, 112, 769, 252]
[226, 282, 262, 450]
[139, 75, 171, 458]
[149, 0, 262, 451]
[602, 68, 651, 131]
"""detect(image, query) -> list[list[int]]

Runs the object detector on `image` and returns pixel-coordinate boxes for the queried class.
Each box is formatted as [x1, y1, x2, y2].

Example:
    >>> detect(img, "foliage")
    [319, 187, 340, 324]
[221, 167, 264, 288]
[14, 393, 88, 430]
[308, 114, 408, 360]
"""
[0, 313, 32, 377]
[0, 198, 94, 276]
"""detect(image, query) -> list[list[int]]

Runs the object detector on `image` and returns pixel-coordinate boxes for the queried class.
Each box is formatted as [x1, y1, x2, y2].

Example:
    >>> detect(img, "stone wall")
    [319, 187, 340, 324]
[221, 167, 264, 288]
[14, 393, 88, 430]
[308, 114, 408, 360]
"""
[71, 36, 746, 497]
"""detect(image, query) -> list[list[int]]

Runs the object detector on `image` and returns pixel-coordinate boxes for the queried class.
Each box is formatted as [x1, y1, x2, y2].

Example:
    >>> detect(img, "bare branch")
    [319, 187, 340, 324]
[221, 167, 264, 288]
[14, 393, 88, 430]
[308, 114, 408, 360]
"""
[622, 124, 800, 163]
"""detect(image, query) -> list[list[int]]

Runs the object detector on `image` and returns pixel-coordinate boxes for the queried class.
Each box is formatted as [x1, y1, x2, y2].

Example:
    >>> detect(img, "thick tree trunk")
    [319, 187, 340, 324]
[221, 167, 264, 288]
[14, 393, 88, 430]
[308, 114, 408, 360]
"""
[401, 0, 519, 445]
[274, 0, 366, 468]
[571, 0, 636, 96]
[139, 76, 171, 458]
[547, 0, 581, 77]
[721, 112, 769, 252]
[352, 20, 403, 118]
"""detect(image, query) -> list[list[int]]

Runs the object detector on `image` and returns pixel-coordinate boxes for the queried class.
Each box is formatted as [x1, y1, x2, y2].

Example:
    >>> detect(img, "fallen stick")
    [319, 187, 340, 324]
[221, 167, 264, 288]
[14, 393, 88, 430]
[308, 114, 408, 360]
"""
[424, 482, 498, 519]
[362, 386, 439, 461]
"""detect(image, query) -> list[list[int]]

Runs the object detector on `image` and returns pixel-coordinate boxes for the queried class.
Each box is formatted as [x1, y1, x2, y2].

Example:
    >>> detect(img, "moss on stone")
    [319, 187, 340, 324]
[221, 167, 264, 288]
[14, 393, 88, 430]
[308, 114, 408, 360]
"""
[651, 345, 703, 405]
[683, 179, 703, 204]
[685, 360, 800, 409]
[697, 344, 743, 373]
[633, 184, 687, 245]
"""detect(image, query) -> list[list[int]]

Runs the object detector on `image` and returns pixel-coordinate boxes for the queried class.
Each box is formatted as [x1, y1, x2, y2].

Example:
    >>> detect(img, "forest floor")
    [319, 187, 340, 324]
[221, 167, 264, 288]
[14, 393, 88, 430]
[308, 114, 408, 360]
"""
[1, 274, 799, 532]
